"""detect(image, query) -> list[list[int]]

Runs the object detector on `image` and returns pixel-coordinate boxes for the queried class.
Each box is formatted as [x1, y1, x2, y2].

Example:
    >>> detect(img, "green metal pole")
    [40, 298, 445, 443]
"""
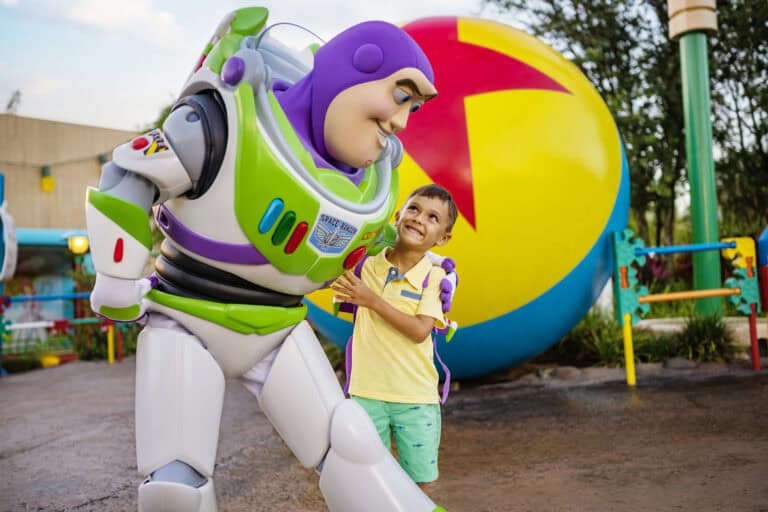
[679, 32, 722, 316]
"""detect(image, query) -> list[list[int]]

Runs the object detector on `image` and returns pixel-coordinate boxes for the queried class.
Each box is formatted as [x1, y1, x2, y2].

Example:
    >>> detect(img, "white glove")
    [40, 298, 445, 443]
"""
[89, 273, 156, 322]
[426, 251, 458, 314]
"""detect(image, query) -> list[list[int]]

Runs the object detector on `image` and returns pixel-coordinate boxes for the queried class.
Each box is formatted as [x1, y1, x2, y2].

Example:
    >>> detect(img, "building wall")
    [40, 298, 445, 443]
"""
[0, 114, 136, 228]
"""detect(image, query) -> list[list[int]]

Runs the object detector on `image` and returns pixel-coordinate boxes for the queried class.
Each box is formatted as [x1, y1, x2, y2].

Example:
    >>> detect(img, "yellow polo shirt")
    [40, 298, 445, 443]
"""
[348, 250, 447, 404]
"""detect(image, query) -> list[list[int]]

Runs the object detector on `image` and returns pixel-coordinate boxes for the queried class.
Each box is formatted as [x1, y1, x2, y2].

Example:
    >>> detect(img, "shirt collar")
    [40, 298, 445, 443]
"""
[372, 249, 432, 289]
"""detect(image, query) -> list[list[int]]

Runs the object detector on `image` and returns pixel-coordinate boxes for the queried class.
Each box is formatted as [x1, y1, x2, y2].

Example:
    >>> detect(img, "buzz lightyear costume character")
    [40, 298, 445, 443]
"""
[85, 7, 453, 512]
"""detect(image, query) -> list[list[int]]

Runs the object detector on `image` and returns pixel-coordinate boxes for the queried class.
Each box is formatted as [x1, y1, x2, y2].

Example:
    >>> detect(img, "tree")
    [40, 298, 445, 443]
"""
[482, 0, 768, 243]
[709, 0, 768, 236]
[141, 101, 174, 132]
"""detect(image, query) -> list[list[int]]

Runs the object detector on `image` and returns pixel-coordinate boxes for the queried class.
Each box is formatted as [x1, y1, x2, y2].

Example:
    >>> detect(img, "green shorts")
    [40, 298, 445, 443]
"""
[352, 396, 441, 483]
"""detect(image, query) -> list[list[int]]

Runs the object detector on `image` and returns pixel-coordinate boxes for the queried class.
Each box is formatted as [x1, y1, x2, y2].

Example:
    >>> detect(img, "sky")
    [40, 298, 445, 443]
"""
[0, 0, 504, 131]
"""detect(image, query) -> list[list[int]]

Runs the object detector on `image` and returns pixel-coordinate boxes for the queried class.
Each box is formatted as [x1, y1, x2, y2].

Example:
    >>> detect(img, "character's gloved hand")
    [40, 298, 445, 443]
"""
[426, 252, 458, 313]
[89, 273, 157, 322]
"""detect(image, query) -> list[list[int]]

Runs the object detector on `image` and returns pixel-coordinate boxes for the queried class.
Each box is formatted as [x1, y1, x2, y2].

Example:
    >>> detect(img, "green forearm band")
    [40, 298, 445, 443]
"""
[99, 304, 141, 321]
[87, 188, 152, 250]
[146, 290, 307, 335]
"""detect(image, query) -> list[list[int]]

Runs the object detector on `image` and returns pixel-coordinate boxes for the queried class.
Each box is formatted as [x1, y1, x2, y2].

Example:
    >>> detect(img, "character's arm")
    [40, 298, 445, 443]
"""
[86, 96, 225, 320]
[425, 252, 458, 313]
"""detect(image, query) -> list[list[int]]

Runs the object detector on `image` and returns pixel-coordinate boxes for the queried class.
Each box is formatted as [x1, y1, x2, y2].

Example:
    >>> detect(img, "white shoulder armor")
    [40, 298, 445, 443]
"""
[112, 129, 192, 202]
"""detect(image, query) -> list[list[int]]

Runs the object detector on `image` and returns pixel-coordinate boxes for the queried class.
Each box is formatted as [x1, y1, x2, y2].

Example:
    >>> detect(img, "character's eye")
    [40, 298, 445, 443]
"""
[410, 102, 422, 113]
[393, 87, 412, 105]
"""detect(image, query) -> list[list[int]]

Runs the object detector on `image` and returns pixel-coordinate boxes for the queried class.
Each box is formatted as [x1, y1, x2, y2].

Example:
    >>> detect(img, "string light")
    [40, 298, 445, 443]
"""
[40, 165, 53, 192]
[0, 151, 113, 194]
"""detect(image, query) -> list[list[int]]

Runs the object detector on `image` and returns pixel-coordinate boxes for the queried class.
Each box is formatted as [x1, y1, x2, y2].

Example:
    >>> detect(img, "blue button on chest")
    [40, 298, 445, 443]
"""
[258, 198, 284, 233]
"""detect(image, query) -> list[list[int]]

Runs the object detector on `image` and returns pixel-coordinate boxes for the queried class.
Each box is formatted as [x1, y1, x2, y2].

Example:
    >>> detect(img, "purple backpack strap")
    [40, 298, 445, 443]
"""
[423, 271, 451, 404]
[343, 255, 368, 396]
[434, 337, 451, 404]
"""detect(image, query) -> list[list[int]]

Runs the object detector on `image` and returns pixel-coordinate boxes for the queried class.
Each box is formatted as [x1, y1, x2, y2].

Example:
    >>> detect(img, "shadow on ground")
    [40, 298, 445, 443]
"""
[1, 359, 766, 511]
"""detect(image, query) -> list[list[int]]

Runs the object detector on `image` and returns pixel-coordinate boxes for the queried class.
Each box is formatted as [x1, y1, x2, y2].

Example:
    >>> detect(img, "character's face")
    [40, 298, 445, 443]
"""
[323, 67, 437, 169]
[394, 194, 452, 251]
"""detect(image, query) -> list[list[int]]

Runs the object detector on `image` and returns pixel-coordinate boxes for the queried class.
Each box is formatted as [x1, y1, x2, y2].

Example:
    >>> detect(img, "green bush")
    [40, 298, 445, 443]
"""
[536, 308, 626, 367]
[673, 314, 740, 362]
[2, 355, 41, 373]
[72, 320, 141, 361]
[536, 308, 739, 367]
[1, 335, 75, 373]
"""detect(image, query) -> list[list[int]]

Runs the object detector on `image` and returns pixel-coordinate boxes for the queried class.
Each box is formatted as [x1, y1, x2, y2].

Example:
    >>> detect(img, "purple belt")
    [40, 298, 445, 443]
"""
[156, 205, 269, 265]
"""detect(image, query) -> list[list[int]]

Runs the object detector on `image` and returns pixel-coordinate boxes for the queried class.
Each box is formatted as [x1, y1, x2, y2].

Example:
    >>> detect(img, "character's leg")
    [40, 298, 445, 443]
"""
[245, 320, 441, 512]
[135, 315, 225, 512]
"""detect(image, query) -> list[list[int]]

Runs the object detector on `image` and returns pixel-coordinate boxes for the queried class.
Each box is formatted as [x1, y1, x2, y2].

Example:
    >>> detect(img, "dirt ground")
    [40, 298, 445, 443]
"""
[1, 358, 767, 511]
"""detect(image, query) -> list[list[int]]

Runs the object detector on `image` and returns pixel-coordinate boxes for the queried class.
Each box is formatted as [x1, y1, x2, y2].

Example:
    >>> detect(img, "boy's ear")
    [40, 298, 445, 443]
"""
[434, 231, 452, 247]
[394, 210, 401, 223]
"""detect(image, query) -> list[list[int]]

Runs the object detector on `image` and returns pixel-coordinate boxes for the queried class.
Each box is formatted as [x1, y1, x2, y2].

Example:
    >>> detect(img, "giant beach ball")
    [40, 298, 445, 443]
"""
[306, 17, 629, 379]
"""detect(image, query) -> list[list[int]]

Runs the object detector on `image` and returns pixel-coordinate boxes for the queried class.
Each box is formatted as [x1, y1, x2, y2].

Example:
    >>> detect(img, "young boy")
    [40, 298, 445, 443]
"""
[331, 184, 457, 493]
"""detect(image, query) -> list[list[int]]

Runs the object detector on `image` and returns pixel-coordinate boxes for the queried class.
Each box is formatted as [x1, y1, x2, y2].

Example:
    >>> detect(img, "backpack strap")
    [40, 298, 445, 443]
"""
[434, 337, 451, 405]
[344, 260, 453, 405]
[423, 270, 451, 404]
[343, 255, 368, 396]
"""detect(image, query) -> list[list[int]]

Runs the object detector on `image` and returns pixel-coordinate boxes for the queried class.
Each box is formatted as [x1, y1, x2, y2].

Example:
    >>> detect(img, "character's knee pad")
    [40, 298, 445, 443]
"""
[138, 478, 216, 512]
[135, 326, 225, 477]
[318, 400, 436, 512]
[257, 321, 344, 468]
[327, 399, 388, 465]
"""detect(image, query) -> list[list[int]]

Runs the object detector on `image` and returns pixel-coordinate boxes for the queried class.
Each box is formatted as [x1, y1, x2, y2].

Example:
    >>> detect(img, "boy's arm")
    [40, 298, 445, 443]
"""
[331, 271, 435, 343]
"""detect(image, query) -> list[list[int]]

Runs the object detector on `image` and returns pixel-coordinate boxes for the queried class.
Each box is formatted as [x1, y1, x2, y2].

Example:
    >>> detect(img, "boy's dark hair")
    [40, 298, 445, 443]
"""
[406, 184, 458, 232]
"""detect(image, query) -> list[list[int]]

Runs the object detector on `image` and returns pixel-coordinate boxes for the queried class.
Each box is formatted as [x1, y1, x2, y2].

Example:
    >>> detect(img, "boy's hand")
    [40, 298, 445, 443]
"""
[331, 271, 378, 309]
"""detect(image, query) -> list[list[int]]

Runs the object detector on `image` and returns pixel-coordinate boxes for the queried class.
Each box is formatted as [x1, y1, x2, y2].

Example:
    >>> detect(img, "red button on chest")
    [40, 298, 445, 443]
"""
[343, 246, 367, 270]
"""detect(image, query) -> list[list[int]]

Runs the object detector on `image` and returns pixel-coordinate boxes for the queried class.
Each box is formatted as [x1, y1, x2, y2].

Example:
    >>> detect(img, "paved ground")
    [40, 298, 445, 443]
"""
[1, 358, 767, 511]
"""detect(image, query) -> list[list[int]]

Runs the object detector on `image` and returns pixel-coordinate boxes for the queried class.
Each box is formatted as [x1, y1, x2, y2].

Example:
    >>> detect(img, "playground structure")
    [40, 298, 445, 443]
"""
[0, 214, 122, 373]
[613, 229, 763, 386]
[0, 291, 126, 374]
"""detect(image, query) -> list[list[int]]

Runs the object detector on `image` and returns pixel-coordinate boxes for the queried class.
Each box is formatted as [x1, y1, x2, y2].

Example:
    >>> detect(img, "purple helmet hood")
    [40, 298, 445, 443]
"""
[274, 20, 434, 175]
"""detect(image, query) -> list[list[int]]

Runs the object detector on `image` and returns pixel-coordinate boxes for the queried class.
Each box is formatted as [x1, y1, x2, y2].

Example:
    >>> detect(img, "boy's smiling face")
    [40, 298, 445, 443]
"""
[394, 194, 452, 251]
